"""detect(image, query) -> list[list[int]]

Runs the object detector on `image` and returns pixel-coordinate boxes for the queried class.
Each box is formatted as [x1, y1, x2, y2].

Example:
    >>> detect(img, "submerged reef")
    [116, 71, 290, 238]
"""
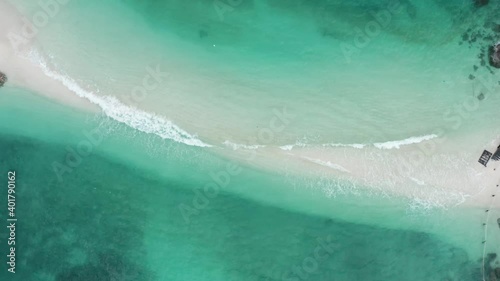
[485, 253, 500, 281]
[489, 42, 500, 68]
[474, 0, 490, 8]
[0, 71, 7, 87]
[459, 15, 500, 83]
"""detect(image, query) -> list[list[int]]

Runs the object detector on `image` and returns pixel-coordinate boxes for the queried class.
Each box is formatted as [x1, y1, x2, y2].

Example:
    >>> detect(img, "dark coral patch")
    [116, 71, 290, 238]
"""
[0, 72, 7, 87]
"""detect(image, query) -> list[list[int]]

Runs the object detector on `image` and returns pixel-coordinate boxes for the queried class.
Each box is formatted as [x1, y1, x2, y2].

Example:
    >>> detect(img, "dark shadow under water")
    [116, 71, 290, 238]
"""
[122, 0, 486, 46]
[0, 134, 489, 281]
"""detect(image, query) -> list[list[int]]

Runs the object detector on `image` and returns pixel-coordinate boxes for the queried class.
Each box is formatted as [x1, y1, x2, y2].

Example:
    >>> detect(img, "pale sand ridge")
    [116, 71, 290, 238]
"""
[0, 0, 97, 111]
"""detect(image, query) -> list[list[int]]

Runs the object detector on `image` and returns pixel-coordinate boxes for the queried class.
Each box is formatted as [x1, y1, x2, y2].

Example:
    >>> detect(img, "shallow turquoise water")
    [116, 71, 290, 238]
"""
[20, 0, 500, 146]
[2, 0, 500, 280]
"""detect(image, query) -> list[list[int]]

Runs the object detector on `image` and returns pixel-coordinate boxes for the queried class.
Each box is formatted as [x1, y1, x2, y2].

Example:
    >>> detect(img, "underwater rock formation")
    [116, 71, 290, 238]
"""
[485, 253, 500, 281]
[0, 71, 6, 87]
[474, 0, 489, 7]
[489, 42, 500, 68]
[199, 29, 208, 38]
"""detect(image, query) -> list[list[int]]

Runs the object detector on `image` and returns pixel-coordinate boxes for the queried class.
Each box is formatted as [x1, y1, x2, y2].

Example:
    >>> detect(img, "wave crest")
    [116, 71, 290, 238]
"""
[280, 134, 438, 151]
[27, 49, 211, 147]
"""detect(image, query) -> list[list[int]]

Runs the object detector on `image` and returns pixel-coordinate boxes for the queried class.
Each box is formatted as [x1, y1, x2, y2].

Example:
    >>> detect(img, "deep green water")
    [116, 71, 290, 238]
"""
[0, 133, 485, 281]
[0, 86, 490, 281]
[0, 108, 483, 281]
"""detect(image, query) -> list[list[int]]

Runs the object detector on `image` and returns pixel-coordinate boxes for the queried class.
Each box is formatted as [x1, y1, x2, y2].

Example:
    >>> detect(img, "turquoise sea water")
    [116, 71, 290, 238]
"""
[19, 0, 500, 145]
[1, 0, 500, 280]
[0, 86, 489, 281]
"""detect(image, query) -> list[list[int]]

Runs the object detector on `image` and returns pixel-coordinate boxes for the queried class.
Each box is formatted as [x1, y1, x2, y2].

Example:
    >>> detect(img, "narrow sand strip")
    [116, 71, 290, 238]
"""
[0, 0, 97, 111]
[218, 133, 500, 210]
[1, 1, 499, 211]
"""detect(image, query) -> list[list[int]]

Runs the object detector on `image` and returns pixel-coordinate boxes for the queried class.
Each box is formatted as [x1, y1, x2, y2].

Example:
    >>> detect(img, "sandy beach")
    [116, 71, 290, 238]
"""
[1, 0, 499, 212]
[0, 1, 97, 111]
[215, 131, 500, 210]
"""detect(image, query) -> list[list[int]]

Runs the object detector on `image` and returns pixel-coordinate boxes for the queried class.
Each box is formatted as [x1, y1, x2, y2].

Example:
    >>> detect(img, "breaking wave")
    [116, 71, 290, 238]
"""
[301, 156, 351, 173]
[223, 140, 265, 150]
[280, 134, 438, 151]
[373, 134, 438, 149]
[26, 49, 211, 148]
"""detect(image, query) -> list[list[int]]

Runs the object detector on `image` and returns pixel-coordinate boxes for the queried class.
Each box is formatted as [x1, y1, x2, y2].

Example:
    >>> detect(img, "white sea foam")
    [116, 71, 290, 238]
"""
[281, 142, 365, 150]
[281, 135, 436, 151]
[409, 177, 426, 186]
[373, 134, 437, 149]
[279, 142, 308, 151]
[280, 145, 295, 151]
[302, 157, 351, 173]
[223, 141, 265, 150]
[322, 143, 366, 149]
[27, 49, 211, 147]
